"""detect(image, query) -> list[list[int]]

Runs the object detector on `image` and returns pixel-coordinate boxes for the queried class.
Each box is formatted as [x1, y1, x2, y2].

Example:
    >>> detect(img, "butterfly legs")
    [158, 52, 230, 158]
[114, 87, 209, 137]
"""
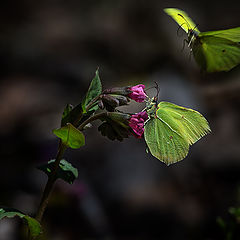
[181, 35, 194, 61]
[181, 38, 188, 52]
[188, 49, 193, 61]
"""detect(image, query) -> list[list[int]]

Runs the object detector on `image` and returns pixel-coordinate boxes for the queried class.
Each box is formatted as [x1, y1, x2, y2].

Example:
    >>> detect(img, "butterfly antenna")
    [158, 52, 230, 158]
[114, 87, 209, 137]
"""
[177, 22, 190, 37]
[193, 23, 199, 31]
[145, 86, 156, 91]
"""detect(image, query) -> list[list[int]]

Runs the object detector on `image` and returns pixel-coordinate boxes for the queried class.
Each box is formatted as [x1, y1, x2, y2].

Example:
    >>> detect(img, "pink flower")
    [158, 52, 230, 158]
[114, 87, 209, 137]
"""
[129, 111, 148, 138]
[128, 84, 147, 103]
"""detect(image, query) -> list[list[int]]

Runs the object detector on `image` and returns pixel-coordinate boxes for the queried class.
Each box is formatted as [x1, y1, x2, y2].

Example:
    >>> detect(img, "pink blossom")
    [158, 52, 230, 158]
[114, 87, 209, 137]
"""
[129, 111, 148, 138]
[128, 84, 147, 103]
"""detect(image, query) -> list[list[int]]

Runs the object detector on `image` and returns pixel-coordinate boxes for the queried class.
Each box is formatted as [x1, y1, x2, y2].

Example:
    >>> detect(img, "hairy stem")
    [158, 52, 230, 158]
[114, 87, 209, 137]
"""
[78, 112, 107, 131]
[85, 95, 101, 112]
[35, 141, 66, 223]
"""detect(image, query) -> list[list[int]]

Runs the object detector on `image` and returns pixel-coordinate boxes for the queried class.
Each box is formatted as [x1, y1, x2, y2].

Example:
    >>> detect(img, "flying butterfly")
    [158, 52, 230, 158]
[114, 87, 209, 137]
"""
[164, 8, 240, 72]
[144, 97, 211, 165]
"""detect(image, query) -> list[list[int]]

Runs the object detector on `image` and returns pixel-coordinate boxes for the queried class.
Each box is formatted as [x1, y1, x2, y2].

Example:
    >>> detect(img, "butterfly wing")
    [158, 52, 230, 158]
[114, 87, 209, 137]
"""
[193, 31, 240, 72]
[199, 27, 240, 42]
[157, 102, 211, 145]
[164, 8, 200, 33]
[144, 116, 189, 165]
[144, 101, 210, 165]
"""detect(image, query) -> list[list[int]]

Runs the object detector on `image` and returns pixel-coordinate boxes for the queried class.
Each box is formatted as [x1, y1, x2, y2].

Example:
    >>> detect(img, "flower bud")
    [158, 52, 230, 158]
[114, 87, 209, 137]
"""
[103, 84, 147, 103]
[101, 94, 130, 111]
[112, 94, 130, 105]
[129, 111, 148, 138]
[128, 84, 147, 103]
[101, 94, 119, 111]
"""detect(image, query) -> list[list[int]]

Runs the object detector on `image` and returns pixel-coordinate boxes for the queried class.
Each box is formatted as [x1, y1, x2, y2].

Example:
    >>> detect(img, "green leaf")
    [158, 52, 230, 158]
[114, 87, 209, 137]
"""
[144, 101, 211, 165]
[53, 123, 85, 149]
[0, 208, 42, 238]
[38, 159, 78, 184]
[62, 104, 73, 120]
[24, 216, 42, 238]
[229, 207, 240, 217]
[216, 217, 226, 230]
[0, 208, 25, 219]
[61, 103, 83, 127]
[82, 69, 102, 113]
[61, 104, 73, 126]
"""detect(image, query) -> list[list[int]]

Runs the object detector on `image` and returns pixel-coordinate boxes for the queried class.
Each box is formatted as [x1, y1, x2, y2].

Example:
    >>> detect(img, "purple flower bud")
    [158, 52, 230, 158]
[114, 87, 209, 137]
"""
[129, 111, 148, 138]
[128, 84, 147, 103]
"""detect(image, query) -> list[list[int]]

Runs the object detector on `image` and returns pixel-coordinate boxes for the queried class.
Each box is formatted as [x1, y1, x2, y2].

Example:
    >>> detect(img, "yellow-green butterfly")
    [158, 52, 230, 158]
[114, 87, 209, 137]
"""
[144, 99, 210, 165]
[164, 8, 240, 72]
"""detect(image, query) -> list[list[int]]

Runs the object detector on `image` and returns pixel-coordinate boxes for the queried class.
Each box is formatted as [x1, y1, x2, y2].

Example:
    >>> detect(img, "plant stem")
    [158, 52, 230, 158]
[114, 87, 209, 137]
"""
[85, 95, 101, 112]
[35, 110, 104, 224]
[78, 112, 107, 131]
[35, 141, 66, 223]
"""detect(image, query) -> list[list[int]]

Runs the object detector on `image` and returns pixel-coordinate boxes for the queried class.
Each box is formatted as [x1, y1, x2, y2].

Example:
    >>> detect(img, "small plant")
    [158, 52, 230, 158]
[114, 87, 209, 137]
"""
[0, 69, 210, 239]
[217, 207, 240, 240]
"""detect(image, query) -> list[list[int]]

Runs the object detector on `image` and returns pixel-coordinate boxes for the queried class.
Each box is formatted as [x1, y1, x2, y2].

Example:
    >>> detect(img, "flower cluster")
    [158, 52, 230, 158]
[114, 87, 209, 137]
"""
[129, 111, 148, 138]
[98, 84, 148, 141]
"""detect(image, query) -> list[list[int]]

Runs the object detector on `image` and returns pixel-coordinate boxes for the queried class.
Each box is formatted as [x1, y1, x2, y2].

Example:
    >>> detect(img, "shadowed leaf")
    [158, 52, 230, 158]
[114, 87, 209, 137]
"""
[82, 69, 102, 113]
[38, 159, 78, 184]
[0, 208, 42, 238]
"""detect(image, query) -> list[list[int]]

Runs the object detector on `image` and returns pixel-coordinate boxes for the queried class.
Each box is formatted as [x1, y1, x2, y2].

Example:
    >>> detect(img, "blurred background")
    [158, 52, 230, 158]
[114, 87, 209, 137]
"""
[0, 0, 240, 239]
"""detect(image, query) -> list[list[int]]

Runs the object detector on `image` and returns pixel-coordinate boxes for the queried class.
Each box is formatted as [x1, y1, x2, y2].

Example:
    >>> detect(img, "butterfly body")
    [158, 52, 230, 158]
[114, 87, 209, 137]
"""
[164, 8, 240, 72]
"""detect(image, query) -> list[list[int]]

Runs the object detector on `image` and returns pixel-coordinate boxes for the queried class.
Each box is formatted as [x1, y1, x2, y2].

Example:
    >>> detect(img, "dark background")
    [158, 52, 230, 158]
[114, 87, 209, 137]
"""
[0, 0, 240, 239]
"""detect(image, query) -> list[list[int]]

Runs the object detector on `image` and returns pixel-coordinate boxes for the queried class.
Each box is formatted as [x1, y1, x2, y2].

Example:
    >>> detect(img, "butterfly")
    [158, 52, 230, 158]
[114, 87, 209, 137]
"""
[144, 99, 210, 165]
[164, 8, 240, 72]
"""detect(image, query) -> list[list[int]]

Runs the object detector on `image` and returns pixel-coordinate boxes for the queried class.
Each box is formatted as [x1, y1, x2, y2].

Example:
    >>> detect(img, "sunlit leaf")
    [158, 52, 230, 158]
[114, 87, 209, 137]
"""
[53, 123, 85, 149]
